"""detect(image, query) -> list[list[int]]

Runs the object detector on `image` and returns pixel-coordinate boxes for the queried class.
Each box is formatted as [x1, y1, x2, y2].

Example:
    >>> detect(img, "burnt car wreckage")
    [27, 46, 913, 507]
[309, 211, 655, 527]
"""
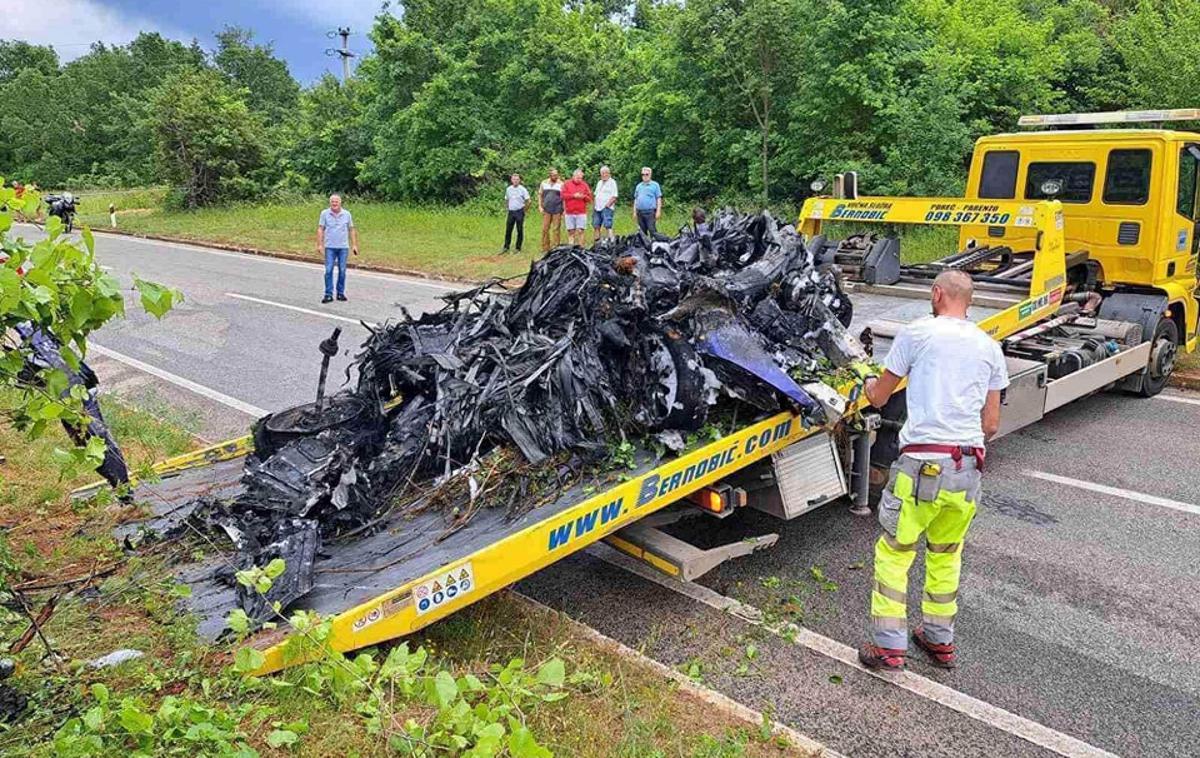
[127, 211, 868, 628]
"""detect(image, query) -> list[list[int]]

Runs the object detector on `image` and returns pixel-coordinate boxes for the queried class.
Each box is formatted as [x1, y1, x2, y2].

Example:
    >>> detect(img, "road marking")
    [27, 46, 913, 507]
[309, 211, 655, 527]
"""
[1154, 391, 1200, 407]
[88, 343, 268, 418]
[588, 543, 1118, 758]
[226, 293, 376, 327]
[513, 593, 846, 758]
[1024, 470, 1200, 517]
[88, 228, 461, 290]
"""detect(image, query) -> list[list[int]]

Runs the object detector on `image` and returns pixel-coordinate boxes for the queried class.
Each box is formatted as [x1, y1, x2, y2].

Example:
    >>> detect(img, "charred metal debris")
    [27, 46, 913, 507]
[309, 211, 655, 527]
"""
[169, 211, 867, 623]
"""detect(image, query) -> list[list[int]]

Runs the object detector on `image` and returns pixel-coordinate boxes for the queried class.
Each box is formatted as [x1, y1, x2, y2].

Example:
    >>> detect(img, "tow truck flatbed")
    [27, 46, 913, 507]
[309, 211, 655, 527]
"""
[113, 195, 1167, 674]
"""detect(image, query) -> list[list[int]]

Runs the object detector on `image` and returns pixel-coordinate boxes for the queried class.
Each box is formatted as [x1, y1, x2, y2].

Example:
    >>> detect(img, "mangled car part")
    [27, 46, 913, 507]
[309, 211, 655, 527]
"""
[161, 211, 867, 625]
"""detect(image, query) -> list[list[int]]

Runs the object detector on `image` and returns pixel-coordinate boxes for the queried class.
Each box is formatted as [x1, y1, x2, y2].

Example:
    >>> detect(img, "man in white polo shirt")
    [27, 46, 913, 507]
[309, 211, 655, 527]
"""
[855, 269, 1009, 671]
[592, 165, 618, 243]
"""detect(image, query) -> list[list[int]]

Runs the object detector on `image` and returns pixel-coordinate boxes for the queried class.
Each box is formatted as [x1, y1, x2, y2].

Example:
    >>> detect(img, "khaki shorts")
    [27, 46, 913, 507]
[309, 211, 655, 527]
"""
[565, 213, 588, 230]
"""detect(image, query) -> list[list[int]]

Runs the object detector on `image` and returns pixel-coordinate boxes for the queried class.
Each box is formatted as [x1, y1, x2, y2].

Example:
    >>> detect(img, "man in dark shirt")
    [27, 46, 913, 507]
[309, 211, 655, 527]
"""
[539, 168, 564, 252]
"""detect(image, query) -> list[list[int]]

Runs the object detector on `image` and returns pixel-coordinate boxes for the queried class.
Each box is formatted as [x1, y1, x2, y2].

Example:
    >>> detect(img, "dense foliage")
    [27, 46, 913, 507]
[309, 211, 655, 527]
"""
[0, 0, 1196, 206]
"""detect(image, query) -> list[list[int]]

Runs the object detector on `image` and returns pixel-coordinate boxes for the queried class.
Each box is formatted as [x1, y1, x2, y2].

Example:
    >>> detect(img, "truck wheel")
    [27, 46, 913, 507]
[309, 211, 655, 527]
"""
[1139, 318, 1179, 397]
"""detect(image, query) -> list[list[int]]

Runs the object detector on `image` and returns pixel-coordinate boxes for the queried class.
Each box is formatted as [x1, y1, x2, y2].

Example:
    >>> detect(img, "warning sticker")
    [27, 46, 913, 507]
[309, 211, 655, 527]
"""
[351, 605, 384, 633]
[414, 562, 475, 617]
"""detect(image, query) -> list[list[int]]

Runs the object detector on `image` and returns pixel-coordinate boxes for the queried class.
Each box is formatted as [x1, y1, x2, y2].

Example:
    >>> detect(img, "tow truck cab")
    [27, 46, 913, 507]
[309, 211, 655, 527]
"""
[960, 110, 1200, 359]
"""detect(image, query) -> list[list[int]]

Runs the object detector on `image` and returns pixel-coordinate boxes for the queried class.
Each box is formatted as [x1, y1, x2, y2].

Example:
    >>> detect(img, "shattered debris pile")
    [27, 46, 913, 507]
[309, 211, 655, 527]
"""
[172, 211, 867, 622]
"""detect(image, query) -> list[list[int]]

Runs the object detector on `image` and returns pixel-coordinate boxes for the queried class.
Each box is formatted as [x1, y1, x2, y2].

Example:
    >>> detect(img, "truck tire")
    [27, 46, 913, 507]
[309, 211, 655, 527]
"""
[1138, 318, 1179, 397]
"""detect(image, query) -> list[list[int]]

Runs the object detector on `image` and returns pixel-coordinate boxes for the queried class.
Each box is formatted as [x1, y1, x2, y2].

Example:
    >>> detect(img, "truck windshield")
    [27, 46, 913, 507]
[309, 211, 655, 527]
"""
[1026, 162, 1095, 203]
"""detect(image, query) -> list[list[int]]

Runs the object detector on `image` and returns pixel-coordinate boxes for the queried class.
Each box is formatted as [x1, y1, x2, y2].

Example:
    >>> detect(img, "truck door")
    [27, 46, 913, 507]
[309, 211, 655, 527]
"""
[1177, 145, 1200, 332]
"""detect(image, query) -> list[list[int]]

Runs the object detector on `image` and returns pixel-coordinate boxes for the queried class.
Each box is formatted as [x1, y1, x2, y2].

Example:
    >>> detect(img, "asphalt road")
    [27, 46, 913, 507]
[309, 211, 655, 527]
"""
[33, 227, 1200, 756]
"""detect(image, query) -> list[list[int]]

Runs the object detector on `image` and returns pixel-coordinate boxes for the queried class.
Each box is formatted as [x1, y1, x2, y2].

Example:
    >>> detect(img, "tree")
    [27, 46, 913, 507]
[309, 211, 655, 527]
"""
[0, 40, 58, 85]
[149, 68, 267, 207]
[213, 27, 300, 124]
[288, 75, 373, 193]
[1114, 0, 1200, 109]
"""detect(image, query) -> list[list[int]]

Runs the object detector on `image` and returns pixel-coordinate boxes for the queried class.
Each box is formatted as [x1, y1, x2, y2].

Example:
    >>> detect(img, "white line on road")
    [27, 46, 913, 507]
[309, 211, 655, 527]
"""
[1024, 470, 1200, 517]
[88, 343, 268, 418]
[226, 293, 376, 327]
[1154, 391, 1200, 407]
[589, 543, 1118, 758]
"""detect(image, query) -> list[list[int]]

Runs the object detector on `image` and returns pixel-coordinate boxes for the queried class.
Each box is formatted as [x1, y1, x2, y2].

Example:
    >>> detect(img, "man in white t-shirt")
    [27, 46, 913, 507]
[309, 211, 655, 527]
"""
[592, 165, 618, 243]
[853, 269, 1009, 672]
[502, 174, 530, 253]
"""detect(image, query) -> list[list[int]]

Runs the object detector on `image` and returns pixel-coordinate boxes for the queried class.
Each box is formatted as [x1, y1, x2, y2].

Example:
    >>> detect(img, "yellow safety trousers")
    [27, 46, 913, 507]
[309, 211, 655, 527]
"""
[870, 458, 978, 648]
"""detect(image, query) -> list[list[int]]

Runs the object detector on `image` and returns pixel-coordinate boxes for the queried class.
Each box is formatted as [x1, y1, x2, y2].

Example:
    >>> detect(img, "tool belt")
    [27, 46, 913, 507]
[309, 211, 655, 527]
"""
[901, 444, 985, 473]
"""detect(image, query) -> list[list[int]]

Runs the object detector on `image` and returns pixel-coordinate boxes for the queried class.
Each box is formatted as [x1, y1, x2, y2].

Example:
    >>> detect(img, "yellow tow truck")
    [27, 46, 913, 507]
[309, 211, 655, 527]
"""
[119, 110, 1199, 673]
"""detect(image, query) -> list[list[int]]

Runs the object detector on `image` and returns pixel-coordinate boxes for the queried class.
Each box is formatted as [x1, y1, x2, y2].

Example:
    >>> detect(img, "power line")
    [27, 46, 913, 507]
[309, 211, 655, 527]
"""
[324, 27, 355, 83]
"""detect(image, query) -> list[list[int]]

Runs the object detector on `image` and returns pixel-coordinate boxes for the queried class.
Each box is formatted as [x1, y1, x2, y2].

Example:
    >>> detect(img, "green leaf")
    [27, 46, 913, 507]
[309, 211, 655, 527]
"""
[226, 609, 251, 636]
[83, 706, 105, 731]
[433, 670, 458, 708]
[118, 700, 154, 734]
[233, 646, 266, 673]
[132, 275, 182, 319]
[81, 226, 95, 255]
[535, 658, 565, 688]
[266, 729, 299, 748]
[91, 683, 110, 705]
[263, 557, 287, 579]
[508, 726, 552, 758]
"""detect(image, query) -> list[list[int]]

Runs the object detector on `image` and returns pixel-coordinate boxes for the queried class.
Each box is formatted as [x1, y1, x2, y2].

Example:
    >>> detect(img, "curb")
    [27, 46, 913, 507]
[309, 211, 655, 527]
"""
[1168, 371, 1200, 392]
[512, 591, 843, 758]
[90, 226, 489, 286]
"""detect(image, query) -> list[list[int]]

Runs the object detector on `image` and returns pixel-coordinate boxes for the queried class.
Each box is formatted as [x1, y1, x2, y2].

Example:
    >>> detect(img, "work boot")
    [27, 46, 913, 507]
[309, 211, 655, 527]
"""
[337, 294, 348, 302]
[321, 296, 333, 304]
[858, 642, 906, 672]
[912, 627, 957, 669]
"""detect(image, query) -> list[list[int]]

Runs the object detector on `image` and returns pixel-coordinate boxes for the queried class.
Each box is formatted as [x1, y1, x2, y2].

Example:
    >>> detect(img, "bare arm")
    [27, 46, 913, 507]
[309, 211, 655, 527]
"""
[982, 389, 1002, 440]
[350, 226, 359, 255]
[655, 195, 662, 219]
[864, 370, 902, 409]
[316, 225, 324, 254]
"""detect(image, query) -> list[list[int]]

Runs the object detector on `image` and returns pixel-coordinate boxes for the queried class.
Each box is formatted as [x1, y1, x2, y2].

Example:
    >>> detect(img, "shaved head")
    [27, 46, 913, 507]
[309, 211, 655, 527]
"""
[931, 270, 973, 316]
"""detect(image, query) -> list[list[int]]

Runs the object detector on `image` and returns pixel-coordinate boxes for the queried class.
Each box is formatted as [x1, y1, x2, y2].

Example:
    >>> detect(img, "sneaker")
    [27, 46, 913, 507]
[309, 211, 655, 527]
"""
[501, 248, 510, 254]
[858, 642, 906, 672]
[321, 296, 333, 303]
[912, 627, 958, 669]
[336, 294, 347, 302]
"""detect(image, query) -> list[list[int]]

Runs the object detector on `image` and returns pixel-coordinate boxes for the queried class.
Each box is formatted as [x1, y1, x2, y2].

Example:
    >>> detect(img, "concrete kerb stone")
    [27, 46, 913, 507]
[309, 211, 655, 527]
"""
[511, 591, 844, 758]
[1168, 369, 1200, 392]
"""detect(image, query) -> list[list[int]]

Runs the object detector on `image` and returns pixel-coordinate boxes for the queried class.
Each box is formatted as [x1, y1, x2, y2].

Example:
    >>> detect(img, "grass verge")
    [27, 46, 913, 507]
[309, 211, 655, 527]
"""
[0, 395, 814, 756]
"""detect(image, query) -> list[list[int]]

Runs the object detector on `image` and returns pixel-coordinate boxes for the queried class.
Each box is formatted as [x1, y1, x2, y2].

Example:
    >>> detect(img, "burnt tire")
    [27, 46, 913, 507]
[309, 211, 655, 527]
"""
[1138, 318, 1178, 398]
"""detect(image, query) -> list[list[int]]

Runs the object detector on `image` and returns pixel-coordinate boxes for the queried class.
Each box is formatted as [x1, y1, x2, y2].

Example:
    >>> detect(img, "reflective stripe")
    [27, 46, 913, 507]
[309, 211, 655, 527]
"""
[922, 613, 955, 626]
[881, 533, 917, 552]
[927, 541, 961, 554]
[871, 615, 907, 629]
[874, 580, 907, 604]
[924, 589, 958, 603]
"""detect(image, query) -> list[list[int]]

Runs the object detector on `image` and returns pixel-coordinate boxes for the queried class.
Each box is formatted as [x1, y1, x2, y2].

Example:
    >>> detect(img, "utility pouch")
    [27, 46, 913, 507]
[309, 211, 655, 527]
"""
[915, 462, 943, 504]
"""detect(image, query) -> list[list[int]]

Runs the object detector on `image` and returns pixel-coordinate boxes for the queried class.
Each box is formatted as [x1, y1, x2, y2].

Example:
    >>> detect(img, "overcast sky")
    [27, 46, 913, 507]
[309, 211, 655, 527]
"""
[2, 0, 394, 83]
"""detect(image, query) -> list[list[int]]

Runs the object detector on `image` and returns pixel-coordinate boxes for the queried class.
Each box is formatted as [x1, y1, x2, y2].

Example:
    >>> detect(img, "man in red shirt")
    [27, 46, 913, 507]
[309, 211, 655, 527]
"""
[562, 168, 593, 247]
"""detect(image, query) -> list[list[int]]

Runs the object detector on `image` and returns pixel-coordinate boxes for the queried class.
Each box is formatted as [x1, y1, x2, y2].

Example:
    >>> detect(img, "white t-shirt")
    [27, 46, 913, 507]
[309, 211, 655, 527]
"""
[505, 184, 530, 211]
[594, 177, 618, 210]
[884, 315, 1009, 449]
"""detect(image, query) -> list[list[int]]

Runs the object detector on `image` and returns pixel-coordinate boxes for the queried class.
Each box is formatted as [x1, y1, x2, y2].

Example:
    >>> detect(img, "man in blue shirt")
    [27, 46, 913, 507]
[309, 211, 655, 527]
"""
[632, 167, 663, 236]
[317, 194, 359, 303]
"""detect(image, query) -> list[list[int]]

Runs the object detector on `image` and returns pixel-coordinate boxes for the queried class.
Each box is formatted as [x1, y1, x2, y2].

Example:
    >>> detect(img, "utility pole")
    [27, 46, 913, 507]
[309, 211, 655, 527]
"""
[325, 27, 355, 82]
